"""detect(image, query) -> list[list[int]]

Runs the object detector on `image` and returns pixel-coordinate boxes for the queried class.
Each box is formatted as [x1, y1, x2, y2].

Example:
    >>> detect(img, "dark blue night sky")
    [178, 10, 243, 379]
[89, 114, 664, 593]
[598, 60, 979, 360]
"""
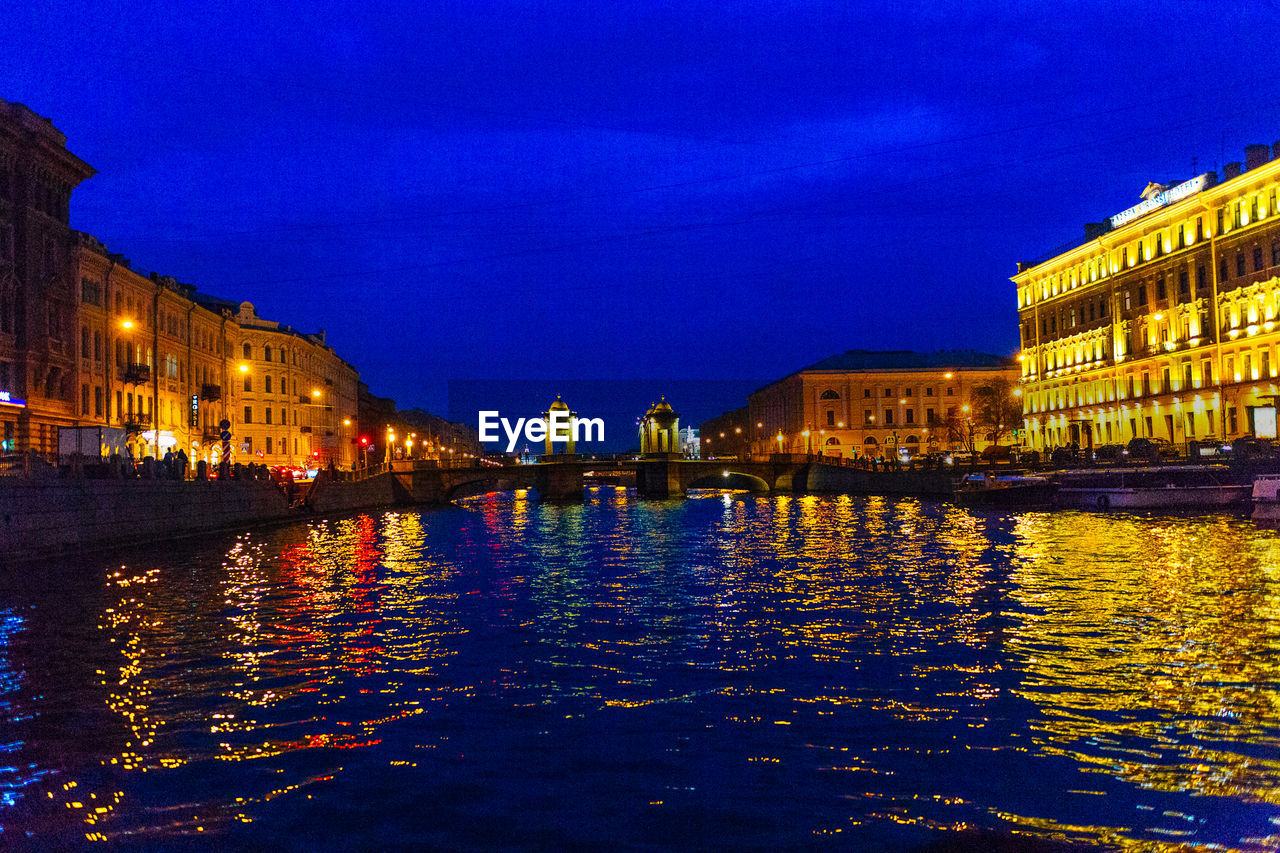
[5, 2, 1279, 419]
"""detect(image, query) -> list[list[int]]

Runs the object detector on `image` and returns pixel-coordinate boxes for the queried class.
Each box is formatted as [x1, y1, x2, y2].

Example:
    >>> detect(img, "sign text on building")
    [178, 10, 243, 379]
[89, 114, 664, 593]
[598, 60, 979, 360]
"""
[1109, 174, 1211, 228]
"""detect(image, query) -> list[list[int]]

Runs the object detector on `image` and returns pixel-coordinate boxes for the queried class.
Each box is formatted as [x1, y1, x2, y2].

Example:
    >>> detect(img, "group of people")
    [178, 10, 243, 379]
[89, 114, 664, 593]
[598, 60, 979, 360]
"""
[158, 448, 189, 479]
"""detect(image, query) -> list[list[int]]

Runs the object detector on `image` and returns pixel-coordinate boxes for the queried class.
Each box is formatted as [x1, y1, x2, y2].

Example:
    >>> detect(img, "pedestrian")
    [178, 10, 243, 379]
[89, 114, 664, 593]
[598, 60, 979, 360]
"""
[175, 448, 188, 480]
[162, 449, 174, 479]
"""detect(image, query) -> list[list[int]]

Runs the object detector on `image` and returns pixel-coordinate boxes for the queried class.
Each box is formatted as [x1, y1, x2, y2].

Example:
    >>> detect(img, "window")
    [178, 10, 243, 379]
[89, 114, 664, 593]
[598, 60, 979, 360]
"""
[1196, 217, 1204, 242]
[925, 387, 934, 397]
[1254, 246, 1264, 272]
[243, 375, 252, 392]
[1178, 270, 1188, 295]
[883, 388, 892, 397]
[1272, 242, 1280, 267]
[826, 410, 835, 426]
[1099, 299, 1107, 317]
[81, 384, 90, 415]
[265, 375, 272, 394]
[1137, 284, 1147, 305]
[280, 377, 286, 396]
[905, 410, 914, 424]
[946, 387, 954, 396]
[266, 437, 273, 454]
[883, 409, 894, 425]
[1197, 265, 1207, 291]
[243, 406, 252, 423]
[243, 343, 251, 359]
[265, 407, 273, 424]
[819, 389, 839, 400]
[904, 388, 913, 397]
[94, 387, 103, 418]
[264, 346, 272, 362]
[863, 389, 871, 398]
[1220, 257, 1230, 281]
[926, 408, 936, 423]
[1237, 253, 1246, 277]
[1184, 362, 1193, 389]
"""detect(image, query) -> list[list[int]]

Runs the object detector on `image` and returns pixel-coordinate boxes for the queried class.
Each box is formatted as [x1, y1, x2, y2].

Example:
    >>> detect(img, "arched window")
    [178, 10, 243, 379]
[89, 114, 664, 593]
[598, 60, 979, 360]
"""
[863, 437, 878, 446]
[905, 435, 920, 445]
[819, 389, 840, 400]
[243, 342, 251, 359]
[825, 437, 840, 445]
[264, 345, 272, 362]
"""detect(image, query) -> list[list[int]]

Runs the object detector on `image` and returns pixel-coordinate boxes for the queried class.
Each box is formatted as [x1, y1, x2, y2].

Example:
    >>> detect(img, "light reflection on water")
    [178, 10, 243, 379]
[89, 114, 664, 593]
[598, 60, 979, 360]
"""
[0, 492, 1277, 849]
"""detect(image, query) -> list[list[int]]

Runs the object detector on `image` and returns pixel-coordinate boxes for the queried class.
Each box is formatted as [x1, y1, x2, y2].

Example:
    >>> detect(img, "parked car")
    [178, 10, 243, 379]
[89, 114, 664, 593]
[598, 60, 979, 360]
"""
[1127, 437, 1179, 460]
[1092, 444, 1126, 462]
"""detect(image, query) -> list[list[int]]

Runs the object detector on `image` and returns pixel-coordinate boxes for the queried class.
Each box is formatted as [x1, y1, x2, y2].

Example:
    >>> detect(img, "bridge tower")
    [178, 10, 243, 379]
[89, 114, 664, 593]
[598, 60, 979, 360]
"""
[640, 398, 681, 458]
[542, 396, 578, 458]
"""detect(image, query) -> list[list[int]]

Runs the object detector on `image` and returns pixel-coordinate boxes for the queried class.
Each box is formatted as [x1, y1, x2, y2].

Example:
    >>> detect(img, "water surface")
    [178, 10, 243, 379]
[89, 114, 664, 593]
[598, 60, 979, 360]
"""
[1, 490, 1278, 850]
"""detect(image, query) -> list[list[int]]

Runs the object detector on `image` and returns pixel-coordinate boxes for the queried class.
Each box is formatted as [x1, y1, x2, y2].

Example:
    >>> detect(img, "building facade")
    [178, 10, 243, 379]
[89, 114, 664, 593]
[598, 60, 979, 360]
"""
[748, 350, 1020, 460]
[218, 301, 359, 469]
[0, 99, 95, 454]
[73, 235, 239, 463]
[1015, 141, 1280, 452]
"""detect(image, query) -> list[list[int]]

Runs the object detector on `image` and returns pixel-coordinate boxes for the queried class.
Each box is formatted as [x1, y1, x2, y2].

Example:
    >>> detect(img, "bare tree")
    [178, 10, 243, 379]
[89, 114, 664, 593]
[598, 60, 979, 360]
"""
[972, 378, 1023, 447]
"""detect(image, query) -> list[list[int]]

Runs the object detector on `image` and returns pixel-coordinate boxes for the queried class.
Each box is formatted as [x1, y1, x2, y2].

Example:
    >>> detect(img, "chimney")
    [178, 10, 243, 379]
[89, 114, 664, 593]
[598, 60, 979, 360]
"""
[1084, 222, 1110, 241]
[1245, 144, 1270, 171]
[1224, 161, 1242, 180]
[1273, 140, 1280, 161]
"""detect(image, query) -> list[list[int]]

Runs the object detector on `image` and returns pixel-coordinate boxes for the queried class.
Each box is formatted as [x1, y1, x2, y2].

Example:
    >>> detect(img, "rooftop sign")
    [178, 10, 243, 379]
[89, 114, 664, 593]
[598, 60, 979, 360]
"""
[1109, 173, 1212, 228]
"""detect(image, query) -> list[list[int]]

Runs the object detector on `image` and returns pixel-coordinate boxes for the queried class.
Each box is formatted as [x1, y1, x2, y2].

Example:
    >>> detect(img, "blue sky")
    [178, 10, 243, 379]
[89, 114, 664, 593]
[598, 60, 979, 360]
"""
[5, 1, 1279, 420]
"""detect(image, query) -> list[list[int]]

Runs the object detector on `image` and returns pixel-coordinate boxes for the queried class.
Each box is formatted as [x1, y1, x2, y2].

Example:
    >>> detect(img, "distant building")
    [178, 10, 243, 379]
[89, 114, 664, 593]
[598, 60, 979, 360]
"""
[0, 98, 95, 454]
[699, 406, 750, 458]
[1014, 140, 1280, 452]
[749, 350, 1020, 459]
[679, 426, 699, 458]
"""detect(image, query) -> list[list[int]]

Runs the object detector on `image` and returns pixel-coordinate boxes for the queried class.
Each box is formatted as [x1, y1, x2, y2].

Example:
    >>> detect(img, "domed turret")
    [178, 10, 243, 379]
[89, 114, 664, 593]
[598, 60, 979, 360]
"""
[639, 397, 681, 457]
[542, 396, 577, 456]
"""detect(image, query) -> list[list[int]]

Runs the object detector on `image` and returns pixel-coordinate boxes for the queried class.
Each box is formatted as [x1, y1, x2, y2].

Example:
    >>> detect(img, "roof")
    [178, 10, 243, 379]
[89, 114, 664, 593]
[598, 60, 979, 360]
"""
[799, 349, 1015, 372]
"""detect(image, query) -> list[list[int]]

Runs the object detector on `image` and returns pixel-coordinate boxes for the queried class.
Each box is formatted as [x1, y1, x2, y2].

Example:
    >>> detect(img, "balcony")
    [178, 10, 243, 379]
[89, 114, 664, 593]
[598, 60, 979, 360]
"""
[124, 412, 152, 433]
[121, 362, 151, 385]
[200, 383, 221, 402]
[202, 426, 221, 441]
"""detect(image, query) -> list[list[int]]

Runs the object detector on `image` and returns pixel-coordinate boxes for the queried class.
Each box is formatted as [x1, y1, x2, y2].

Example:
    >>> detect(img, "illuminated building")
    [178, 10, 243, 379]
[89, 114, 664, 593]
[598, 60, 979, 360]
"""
[73, 235, 238, 463]
[1015, 141, 1280, 451]
[639, 398, 680, 457]
[196, 299, 360, 469]
[749, 350, 1020, 459]
[0, 98, 96, 453]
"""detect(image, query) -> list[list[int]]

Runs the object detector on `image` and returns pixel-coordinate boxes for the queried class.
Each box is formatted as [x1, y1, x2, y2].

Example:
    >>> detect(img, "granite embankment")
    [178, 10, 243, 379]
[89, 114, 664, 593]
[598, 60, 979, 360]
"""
[0, 471, 408, 565]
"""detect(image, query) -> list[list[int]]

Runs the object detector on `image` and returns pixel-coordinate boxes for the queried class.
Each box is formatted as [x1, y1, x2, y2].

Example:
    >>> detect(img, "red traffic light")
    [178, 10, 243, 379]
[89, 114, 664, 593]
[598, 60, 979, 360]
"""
[360, 436, 369, 445]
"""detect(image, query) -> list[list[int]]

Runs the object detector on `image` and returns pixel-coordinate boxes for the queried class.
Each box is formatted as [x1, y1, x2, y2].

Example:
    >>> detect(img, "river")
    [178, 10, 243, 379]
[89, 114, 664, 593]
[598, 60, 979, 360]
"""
[1, 489, 1278, 850]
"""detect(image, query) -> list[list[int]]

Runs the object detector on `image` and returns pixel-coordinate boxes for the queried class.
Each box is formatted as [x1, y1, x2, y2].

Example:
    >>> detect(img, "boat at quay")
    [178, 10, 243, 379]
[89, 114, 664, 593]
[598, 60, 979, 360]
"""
[1052, 465, 1253, 510]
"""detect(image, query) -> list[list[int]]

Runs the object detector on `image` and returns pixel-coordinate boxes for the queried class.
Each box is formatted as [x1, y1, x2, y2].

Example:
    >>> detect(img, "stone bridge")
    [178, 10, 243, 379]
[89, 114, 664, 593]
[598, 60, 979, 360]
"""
[321, 457, 958, 508]
[385, 457, 811, 502]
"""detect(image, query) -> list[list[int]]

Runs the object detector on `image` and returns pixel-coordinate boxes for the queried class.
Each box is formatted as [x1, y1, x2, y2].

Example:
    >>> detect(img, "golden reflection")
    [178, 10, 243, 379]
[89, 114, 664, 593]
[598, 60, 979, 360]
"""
[1006, 513, 1280, 816]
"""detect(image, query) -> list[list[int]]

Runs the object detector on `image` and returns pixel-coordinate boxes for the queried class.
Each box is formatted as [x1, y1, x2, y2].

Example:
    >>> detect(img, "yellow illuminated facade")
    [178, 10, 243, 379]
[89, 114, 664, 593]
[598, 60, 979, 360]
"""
[748, 350, 1020, 459]
[1016, 142, 1280, 451]
[226, 301, 359, 469]
[73, 235, 239, 463]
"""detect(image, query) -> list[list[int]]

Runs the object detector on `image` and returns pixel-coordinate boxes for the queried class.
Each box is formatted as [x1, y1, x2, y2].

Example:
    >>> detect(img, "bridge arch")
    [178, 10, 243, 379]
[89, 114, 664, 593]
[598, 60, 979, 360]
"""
[685, 470, 770, 493]
[445, 475, 528, 501]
